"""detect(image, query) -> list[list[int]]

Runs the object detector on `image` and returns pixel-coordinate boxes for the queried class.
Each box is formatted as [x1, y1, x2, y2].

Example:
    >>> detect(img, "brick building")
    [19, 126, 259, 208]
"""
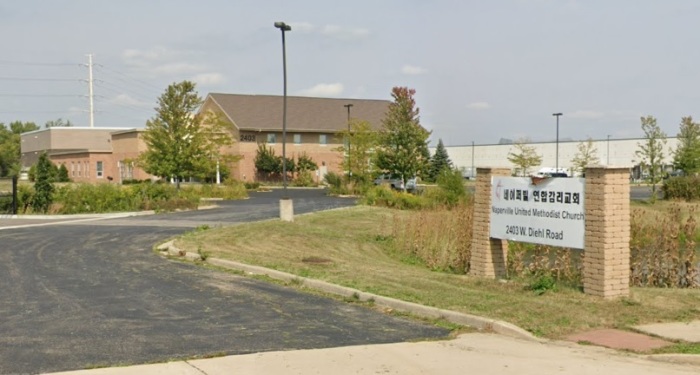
[200, 93, 390, 182]
[20, 127, 151, 183]
[19, 93, 391, 184]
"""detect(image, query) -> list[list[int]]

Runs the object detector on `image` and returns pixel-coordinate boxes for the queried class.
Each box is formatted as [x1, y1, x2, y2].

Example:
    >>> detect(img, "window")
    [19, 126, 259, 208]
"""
[267, 133, 276, 144]
[77, 162, 82, 177]
[319, 134, 327, 145]
[96, 161, 104, 178]
[294, 134, 301, 145]
[71, 162, 75, 177]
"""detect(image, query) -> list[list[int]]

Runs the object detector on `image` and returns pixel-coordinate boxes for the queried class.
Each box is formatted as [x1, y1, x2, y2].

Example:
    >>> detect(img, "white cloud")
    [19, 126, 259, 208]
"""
[297, 83, 344, 97]
[191, 73, 225, 85]
[401, 65, 426, 75]
[109, 94, 151, 107]
[467, 101, 491, 110]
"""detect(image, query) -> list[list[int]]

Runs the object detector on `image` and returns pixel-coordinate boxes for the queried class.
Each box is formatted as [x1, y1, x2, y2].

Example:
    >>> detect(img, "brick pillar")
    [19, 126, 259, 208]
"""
[470, 167, 511, 278]
[584, 166, 630, 299]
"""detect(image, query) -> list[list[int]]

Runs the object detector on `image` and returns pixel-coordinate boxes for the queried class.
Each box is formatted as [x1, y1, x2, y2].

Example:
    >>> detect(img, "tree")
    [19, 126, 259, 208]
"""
[375, 87, 431, 183]
[0, 121, 39, 177]
[570, 138, 600, 176]
[636, 115, 667, 198]
[672, 116, 700, 175]
[335, 119, 379, 184]
[33, 152, 55, 213]
[429, 138, 453, 181]
[57, 164, 70, 182]
[507, 138, 542, 176]
[139, 81, 235, 188]
[44, 118, 73, 128]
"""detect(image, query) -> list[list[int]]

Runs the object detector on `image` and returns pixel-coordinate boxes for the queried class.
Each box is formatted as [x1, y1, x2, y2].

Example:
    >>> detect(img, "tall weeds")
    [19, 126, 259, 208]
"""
[630, 204, 699, 287]
[390, 197, 473, 273]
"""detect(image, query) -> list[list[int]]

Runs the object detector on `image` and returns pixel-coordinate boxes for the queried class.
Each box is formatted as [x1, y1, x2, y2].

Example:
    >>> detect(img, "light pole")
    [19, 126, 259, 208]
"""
[607, 135, 611, 165]
[275, 21, 293, 221]
[344, 104, 353, 177]
[552, 113, 563, 172]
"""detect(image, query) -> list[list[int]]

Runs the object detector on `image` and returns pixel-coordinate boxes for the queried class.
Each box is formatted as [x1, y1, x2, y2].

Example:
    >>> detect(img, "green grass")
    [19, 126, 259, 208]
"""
[174, 205, 700, 339]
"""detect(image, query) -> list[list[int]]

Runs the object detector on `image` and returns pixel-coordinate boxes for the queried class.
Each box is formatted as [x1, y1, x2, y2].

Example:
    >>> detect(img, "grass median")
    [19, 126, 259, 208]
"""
[173, 205, 700, 339]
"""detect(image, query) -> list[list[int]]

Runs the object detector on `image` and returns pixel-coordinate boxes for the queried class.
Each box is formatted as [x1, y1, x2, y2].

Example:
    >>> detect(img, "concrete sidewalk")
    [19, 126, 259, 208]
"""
[45, 333, 699, 375]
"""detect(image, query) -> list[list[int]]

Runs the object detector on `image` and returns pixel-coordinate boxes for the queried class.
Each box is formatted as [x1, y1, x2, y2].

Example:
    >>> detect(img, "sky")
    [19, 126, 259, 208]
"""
[1, 0, 699, 146]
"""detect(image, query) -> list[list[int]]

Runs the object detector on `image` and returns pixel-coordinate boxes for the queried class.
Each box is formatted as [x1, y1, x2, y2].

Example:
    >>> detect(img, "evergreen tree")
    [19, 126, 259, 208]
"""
[375, 87, 431, 183]
[429, 138, 453, 181]
[33, 152, 54, 213]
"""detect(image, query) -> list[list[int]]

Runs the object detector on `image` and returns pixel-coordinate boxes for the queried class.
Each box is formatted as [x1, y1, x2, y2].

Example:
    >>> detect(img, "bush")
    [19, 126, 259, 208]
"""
[54, 183, 140, 213]
[436, 168, 467, 205]
[361, 185, 426, 210]
[244, 181, 261, 190]
[292, 171, 316, 187]
[663, 176, 700, 200]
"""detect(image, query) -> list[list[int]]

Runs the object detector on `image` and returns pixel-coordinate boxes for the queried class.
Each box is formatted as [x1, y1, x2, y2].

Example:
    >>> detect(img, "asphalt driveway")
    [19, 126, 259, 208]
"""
[0, 189, 449, 374]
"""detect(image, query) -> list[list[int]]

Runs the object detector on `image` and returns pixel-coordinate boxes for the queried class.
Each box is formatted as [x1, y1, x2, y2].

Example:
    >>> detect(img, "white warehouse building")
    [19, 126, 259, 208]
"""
[443, 137, 680, 179]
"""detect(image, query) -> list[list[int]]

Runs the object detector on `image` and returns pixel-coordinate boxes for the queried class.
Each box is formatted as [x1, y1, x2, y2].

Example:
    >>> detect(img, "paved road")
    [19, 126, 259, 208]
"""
[0, 189, 449, 374]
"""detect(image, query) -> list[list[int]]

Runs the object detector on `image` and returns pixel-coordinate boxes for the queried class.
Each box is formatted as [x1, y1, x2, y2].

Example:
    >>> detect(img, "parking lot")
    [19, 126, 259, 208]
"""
[0, 189, 449, 374]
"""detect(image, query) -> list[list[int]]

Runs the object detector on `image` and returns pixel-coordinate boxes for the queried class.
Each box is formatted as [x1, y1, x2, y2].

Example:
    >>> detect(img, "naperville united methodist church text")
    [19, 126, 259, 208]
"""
[489, 177, 586, 249]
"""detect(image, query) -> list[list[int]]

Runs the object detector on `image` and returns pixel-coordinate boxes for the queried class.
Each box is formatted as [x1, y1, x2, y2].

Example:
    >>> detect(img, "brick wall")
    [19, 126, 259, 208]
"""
[470, 167, 511, 278]
[583, 166, 630, 299]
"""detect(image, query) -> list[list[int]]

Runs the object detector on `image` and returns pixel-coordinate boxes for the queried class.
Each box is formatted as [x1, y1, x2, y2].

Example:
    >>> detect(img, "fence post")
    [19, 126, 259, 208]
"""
[470, 167, 511, 278]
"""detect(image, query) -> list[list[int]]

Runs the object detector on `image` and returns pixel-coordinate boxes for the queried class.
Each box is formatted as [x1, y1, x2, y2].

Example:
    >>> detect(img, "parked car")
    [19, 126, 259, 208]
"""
[373, 175, 418, 192]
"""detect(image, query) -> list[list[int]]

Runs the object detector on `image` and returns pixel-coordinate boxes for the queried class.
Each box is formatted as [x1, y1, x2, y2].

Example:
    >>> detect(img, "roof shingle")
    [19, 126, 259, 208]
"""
[206, 93, 390, 133]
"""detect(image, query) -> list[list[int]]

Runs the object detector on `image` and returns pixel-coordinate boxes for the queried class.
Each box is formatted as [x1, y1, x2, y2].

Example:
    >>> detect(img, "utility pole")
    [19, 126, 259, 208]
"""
[344, 103, 353, 177]
[87, 54, 94, 128]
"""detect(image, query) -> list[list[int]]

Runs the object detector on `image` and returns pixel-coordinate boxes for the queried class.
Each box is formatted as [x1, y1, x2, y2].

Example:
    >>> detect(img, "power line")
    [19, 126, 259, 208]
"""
[96, 65, 164, 95]
[0, 59, 80, 66]
[0, 94, 82, 97]
[0, 77, 81, 82]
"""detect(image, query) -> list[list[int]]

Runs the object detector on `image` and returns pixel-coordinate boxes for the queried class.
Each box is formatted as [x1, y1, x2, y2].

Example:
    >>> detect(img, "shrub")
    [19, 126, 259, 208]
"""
[292, 170, 316, 187]
[436, 168, 467, 205]
[361, 185, 426, 210]
[244, 181, 261, 190]
[324, 172, 343, 189]
[54, 183, 140, 213]
[663, 176, 700, 200]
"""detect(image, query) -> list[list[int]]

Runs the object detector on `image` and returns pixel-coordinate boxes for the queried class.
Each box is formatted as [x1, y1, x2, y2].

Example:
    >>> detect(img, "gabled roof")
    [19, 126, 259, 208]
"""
[204, 93, 390, 133]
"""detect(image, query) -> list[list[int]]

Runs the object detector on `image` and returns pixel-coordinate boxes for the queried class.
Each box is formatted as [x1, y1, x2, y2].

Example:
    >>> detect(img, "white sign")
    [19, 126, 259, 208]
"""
[490, 177, 586, 249]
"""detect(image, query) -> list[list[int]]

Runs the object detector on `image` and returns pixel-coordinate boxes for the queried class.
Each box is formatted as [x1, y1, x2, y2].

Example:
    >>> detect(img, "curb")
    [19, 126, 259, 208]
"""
[157, 240, 543, 343]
